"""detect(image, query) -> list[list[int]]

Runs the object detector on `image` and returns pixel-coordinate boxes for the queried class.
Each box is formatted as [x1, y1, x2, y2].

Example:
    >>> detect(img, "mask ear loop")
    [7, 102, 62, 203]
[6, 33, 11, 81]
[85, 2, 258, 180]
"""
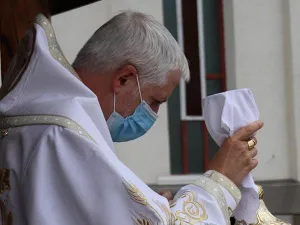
[136, 75, 143, 102]
[113, 93, 116, 112]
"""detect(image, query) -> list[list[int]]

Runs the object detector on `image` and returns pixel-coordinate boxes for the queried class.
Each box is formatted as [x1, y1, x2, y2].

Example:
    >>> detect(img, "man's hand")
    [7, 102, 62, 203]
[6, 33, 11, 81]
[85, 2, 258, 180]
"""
[208, 120, 264, 186]
[160, 191, 173, 202]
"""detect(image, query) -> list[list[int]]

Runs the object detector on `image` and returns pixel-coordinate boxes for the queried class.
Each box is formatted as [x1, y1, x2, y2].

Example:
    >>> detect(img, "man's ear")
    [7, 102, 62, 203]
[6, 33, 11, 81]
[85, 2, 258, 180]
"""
[112, 65, 137, 94]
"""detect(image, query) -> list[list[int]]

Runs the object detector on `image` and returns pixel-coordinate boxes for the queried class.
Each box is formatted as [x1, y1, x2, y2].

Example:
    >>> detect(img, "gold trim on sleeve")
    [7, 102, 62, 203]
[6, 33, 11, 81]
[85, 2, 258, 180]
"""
[194, 176, 230, 225]
[206, 171, 241, 205]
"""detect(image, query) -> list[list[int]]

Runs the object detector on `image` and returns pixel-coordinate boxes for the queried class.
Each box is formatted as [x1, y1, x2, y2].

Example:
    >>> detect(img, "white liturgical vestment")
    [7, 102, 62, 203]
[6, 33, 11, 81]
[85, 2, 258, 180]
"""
[203, 89, 260, 224]
[0, 15, 241, 225]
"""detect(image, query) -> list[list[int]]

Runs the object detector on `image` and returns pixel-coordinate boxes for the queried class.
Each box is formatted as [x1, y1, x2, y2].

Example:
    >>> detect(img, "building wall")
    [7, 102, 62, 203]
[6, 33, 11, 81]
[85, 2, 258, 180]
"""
[224, 0, 300, 181]
[52, 0, 170, 184]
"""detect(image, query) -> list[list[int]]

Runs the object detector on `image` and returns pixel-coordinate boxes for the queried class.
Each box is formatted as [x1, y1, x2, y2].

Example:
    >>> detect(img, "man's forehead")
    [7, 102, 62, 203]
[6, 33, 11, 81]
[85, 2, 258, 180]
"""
[161, 70, 181, 90]
[147, 71, 181, 98]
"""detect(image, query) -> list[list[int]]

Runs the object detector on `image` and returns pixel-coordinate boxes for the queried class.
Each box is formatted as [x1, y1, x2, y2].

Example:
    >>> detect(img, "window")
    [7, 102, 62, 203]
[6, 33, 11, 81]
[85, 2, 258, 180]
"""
[163, 0, 226, 174]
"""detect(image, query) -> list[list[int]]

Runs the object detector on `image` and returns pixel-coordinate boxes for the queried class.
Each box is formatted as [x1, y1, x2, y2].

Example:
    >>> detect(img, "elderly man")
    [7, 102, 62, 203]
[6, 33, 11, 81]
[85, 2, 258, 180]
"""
[0, 12, 262, 225]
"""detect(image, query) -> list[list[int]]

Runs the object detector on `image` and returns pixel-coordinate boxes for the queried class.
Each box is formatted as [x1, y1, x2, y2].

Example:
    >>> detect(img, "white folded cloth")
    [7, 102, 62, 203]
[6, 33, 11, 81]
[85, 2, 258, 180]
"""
[203, 88, 260, 223]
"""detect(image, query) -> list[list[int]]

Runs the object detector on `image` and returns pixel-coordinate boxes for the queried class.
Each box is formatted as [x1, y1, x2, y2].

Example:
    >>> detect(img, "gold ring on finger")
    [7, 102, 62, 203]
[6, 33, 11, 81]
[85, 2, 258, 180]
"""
[252, 137, 257, 145]
[247, 138, 256, 150]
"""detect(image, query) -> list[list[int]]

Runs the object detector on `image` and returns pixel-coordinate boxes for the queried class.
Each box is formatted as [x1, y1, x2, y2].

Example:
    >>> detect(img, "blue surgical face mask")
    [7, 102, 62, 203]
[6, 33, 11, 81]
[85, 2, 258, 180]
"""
[106, 76, 158, 142]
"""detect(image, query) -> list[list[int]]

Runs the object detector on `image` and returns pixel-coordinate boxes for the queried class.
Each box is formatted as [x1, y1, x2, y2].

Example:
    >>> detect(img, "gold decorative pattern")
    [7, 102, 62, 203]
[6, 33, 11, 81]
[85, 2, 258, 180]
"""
[123, 181, 148, 206]
[194, 175, 230, 225]
[235, 186, 291, 225]
[249, 186, 290, 225]
[34, 14, 81, 80]
[0, 115, 94, 142]
[205, 171, 241, 205]
[169, 200, 177, 208]
[257, 185, 264, 200]
[253, 200, 289, 225]
[132, 212, 156, 225]
[174, 191, 208, 225]
[155, 200, 175, 224]
[123, 180, 169, 225]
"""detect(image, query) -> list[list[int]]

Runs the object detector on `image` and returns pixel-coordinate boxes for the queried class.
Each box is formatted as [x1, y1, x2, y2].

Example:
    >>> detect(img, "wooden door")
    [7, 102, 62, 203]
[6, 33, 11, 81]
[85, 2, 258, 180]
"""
[0, 0, 50, 77]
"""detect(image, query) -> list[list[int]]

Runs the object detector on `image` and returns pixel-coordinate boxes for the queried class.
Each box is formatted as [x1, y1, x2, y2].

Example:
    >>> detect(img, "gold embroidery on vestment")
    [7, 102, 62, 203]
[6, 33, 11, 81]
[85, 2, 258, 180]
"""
[169, 200, 176, 208]
[0, 115, 94, 142]
[174, 191, 208, 225]
[194, 176, 230, 224]
[206, 171, 241, 204]
[123, 181, 148, 206]
[155, 200, 176, 224]
[123, 180, 169, 225]
[132, 212, 156, 225]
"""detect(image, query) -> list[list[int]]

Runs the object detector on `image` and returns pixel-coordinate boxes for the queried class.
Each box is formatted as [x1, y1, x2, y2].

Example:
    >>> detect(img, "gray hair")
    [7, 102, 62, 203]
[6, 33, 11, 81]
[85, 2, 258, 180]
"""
[72, 11, 190, 86]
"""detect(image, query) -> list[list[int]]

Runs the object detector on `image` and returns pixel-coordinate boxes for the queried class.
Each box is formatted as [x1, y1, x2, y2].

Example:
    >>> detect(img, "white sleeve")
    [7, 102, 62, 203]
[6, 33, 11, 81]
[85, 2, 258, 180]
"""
[170, 171, 241, 225]
[20, 126, 240, 225]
